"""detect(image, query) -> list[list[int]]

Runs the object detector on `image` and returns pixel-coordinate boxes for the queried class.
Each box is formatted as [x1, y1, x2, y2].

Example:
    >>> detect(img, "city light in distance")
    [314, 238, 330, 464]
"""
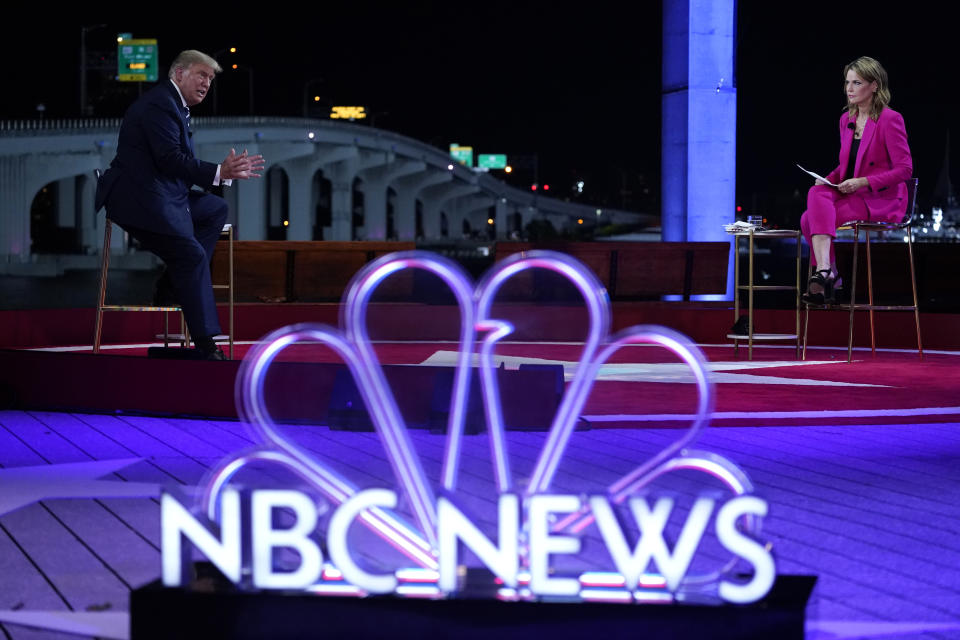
[505, 166, 513, 173]
[576, 181, 584, 194]
[330, 106, 367, 120]
[487, 218, 494, 225]
[577, 218, 584, 225]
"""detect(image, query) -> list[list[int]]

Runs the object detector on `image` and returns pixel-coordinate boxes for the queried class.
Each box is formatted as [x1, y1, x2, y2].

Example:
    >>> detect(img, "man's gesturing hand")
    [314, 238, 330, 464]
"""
[221, 148, 265, 180]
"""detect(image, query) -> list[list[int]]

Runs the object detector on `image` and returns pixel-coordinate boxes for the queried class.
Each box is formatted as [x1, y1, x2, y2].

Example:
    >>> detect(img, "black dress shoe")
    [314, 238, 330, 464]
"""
[730, 315, 750, 336]
[201, 347, 227, 361]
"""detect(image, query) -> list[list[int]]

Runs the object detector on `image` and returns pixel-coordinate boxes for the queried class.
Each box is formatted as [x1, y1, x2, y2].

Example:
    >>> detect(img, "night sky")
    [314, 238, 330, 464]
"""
[4, 3, 956, 220]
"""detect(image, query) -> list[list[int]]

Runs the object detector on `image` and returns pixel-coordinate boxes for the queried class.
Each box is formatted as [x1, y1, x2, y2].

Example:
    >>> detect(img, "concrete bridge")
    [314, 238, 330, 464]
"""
[0, 117, 653, 273]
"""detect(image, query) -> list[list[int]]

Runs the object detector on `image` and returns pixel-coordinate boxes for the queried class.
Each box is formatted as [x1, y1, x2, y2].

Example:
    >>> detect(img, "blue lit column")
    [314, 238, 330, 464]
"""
[662, 0, 736, 299]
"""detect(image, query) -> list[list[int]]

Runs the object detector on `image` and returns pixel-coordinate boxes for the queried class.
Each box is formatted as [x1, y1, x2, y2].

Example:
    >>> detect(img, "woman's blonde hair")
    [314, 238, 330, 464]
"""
[844, 56, 890, 120]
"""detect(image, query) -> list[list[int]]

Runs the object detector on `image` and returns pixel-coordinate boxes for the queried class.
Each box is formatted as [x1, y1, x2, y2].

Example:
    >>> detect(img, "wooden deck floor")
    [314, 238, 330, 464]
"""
[1, 410, 959, 639]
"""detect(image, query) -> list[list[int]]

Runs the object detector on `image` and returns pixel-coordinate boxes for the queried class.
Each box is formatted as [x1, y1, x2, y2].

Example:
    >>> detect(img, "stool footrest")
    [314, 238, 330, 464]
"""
[102, 305, 182, 312]
[804, 303, 918, 312]
[727, 333, 799, 341]
[155, 333, 230, 342]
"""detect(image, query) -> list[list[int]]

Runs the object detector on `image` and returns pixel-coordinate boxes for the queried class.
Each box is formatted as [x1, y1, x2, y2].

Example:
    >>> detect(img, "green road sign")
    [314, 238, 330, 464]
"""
[118, 39, 158, 82]
[478, 154, 507, 169]
[449, 143, 473, 167]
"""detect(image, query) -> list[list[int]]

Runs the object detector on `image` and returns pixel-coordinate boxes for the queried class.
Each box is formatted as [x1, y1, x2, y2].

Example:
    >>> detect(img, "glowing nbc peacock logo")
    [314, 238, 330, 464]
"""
[178, 250, 774, 604]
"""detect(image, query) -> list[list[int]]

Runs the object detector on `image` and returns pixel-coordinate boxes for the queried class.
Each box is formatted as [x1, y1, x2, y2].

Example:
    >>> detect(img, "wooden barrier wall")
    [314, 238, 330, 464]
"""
[211, 241, 416, 303]
[211, 240, 731, 303]
[493, 241, 730, 300]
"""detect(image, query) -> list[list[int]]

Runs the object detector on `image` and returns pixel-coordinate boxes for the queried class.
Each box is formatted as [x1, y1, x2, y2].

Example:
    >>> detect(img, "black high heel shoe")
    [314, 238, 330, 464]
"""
[802, 268, 836, 305]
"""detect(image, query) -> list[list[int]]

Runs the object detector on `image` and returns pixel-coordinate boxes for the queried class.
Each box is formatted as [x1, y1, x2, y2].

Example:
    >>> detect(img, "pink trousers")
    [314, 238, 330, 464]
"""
[800, 184, 871, 266]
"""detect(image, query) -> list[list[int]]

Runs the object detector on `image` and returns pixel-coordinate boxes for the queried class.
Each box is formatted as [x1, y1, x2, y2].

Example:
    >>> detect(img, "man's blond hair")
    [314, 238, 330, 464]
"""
[168, 50, 222, 79]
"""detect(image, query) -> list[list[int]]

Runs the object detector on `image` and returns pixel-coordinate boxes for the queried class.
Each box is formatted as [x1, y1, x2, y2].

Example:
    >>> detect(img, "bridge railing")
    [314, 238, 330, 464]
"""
[0, 116, 379, 136]
[0, 118, 123, 135]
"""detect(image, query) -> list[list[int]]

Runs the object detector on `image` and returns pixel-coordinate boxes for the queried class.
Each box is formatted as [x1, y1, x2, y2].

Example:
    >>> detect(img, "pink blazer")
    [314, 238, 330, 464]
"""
[825, 107, 913, 222]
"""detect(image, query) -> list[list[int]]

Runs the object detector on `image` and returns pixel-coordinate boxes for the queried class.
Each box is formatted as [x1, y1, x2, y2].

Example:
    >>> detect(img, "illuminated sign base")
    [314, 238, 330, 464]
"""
[131, 562, 815, 640]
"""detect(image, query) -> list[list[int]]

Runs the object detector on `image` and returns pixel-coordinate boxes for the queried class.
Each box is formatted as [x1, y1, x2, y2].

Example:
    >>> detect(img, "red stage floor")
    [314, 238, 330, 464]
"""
[21, 340, 960, 429]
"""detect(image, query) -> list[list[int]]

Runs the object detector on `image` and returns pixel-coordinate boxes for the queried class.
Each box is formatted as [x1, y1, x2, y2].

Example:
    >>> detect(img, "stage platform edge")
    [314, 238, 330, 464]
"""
[0, 348, 564, 429]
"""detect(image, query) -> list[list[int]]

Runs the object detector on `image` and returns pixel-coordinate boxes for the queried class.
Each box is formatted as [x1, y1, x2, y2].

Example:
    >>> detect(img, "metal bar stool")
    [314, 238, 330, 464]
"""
[802, 177, 922, 362]
[727, 228, 802, 360]
[92, 171, 236, 357]
[92, 216, 184, 353]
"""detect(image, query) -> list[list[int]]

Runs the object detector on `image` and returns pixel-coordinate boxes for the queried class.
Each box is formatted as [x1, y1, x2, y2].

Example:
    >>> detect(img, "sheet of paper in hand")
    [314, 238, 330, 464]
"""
[796, 164, 838, 187]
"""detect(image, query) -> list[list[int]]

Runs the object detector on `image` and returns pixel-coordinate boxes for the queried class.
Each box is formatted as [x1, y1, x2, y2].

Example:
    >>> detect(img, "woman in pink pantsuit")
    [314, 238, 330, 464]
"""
[800, 56, 913, 303]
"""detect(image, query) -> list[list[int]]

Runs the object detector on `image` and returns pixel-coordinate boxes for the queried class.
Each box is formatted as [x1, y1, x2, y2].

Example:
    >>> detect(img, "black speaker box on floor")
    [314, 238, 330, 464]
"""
[326, 368, 373, 431]
[327, 364, 570, 433]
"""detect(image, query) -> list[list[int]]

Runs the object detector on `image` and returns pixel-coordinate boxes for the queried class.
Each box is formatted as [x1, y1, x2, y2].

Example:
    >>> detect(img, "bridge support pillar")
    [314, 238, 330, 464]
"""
[448, 195, 494, 239]
[79, 174, 98, 253]
[235, 178, 266, 240]
[325, 159, 358, 241]
[358, 159, 425, 240]
[285, 160, 316, 241]
[493, 198, 508, 239]
[419, 183, 480, 240]
[0, 156, 30, 264]
[393, 171, 452, 241]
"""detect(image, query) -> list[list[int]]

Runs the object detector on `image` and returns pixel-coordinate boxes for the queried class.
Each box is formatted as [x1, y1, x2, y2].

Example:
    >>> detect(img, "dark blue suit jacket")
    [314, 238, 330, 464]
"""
[96, 80, 218, 237]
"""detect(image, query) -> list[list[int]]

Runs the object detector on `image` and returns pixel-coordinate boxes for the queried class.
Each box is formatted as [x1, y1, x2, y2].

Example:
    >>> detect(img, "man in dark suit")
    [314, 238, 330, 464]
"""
[95, 50, 264, 359]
